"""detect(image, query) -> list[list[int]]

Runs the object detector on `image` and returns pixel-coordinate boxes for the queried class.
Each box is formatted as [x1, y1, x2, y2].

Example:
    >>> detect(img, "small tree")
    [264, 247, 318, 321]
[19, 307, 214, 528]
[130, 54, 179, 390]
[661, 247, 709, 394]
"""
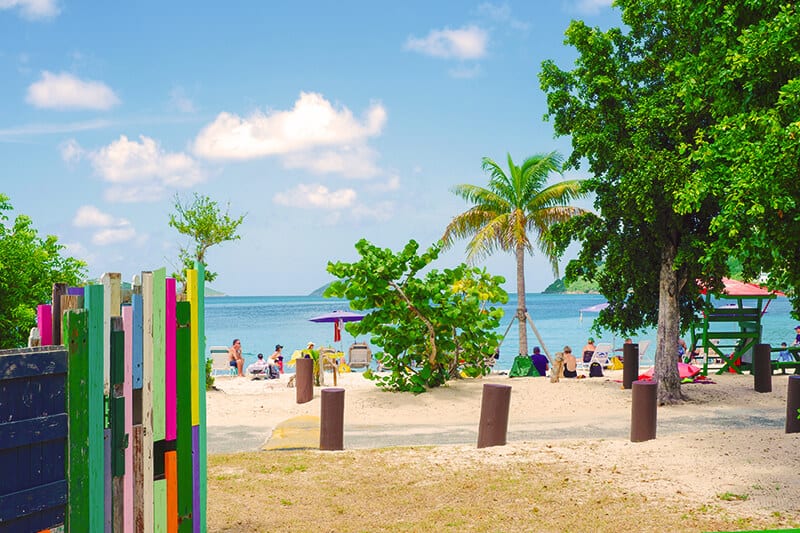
[325, 239, 507, 393]
[0, 194, 86, 348]
[168, 193, 245, 288]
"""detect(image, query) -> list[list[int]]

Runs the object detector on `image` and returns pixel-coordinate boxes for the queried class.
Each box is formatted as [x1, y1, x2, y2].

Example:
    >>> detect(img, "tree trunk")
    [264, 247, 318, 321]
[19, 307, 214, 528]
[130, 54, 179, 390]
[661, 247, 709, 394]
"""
[516, 243, 528, 356]
[654, 239, 684, 404]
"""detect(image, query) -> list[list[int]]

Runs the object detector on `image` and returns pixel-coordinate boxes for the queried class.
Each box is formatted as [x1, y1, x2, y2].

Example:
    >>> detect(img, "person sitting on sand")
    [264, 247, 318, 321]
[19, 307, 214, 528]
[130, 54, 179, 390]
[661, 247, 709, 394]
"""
[229, 338, 244, 377]
[530, 346, 549, 377]
[562, 346, 578, 378]
[582, 337, 597, 363]
[774, 342, 794, 362]
[246, 353, 269, 375]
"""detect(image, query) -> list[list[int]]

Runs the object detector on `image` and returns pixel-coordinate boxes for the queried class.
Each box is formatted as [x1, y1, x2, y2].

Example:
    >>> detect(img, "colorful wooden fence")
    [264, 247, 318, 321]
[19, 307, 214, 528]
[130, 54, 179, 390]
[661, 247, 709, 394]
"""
[0, 264, 207, 532]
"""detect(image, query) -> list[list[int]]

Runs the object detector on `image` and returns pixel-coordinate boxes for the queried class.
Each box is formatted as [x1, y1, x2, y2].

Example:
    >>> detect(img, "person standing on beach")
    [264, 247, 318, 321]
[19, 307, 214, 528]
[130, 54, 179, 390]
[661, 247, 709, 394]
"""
[270, 344, 284, 373]
[229, 338, 244, 377]
[793, 325, 800, 346]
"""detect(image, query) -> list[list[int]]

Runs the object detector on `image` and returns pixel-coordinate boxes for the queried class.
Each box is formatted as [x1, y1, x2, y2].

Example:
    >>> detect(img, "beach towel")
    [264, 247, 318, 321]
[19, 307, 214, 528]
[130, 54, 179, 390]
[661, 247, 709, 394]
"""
[638, 362, 701, 381]
[509, 355, 539, 377]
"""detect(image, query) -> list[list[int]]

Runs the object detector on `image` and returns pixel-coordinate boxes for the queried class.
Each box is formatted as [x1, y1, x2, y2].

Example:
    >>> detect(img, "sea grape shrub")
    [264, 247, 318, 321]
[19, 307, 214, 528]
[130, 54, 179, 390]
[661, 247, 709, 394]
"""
[326, 238, 507, 392]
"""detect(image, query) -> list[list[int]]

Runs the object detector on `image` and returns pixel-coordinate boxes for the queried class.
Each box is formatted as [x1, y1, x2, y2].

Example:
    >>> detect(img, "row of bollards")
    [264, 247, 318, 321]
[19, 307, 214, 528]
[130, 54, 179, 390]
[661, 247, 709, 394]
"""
[296, 347, 800, 451]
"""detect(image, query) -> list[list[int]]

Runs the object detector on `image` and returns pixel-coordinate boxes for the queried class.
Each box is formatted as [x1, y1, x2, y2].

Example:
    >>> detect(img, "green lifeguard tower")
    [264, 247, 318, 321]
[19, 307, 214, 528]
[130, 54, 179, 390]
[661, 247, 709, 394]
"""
[689, 278, 777, 375]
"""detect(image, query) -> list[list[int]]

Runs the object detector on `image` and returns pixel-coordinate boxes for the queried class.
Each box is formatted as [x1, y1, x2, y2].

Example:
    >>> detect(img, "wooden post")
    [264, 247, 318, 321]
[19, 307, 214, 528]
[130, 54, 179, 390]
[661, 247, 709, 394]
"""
[176, 301, 194, 532]
[296, 358, 314, 404]
[141, 272, 154, 533]
[111, 316, 126, 532]
[320, 388, 345, 451]
[37, 304, 52, 346]
[622, 343, 640, 389]
[194, 263, 208, 533]
[122, 305, 134, 533]
[753, 343, 772, 393]
[786, 375, 800, 434]
[84, 285, 105, 532]
[630, 380, 657, 442]
[152, 269, 167, 533]
[477, 384, 511, 448]
[52, 282, 67, 345]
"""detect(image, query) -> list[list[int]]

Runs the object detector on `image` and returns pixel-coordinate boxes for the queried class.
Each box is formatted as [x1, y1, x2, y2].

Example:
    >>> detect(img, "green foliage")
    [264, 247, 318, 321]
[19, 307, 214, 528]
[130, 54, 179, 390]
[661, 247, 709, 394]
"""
[169, 193, 245, 286]
[0, 194, 86, 348]
[441, 152, 588, 355]
[325, 239, 507, 393]
[205, 357, 215, 390]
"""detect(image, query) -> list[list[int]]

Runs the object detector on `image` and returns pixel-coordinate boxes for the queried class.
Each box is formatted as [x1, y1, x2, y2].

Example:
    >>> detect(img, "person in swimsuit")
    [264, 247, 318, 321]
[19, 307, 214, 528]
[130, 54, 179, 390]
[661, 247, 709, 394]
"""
[562, 345, 578, 378]
[228, 338, 244, 377]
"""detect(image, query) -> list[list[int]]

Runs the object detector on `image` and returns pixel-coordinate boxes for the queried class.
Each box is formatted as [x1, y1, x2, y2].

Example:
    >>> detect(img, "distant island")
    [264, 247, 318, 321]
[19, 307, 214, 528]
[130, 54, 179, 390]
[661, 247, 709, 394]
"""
[309, 282, 333, 298]
[542, 277, 601, 294]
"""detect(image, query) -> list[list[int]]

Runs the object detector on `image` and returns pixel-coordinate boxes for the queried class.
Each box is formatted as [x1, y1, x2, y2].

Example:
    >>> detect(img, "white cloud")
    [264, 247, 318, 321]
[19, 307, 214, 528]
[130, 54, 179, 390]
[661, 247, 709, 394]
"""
[62, 241, 95, 264]
[91, 135, 201, 185]
[476, 2, 529, 30]
[571, 0, 613, 15]
[273, 184, 357, 210]
[169, 86, 196, 113]
[0, 0, 59, 19]
[282, 144, 380, 179]
[405, 25, 488, 60]
[26, 71, 120, 110]
[0, 119, 111, 140]
[59, 138, 84, 163]
[194, 92, 386, 161]
[73, 205, 116, 228]
[92, 226, 136, 245]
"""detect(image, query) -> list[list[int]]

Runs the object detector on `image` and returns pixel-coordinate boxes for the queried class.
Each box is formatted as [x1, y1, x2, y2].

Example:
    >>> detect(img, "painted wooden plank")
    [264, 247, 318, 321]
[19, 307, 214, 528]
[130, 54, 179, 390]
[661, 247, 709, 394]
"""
[0, 414, 67, 448]
[132, 425, 144, 533]
[64, 309, 89, 532]
[110, 316, 125, 532]
[165, 277, 177, 442]
[141, 271, 155, 533]
[105, 427, 112, 532]
[0, 349, 67, 379]
[186, 269, 199, 426]
[51, 283, 67, 346]
[0, 479, 67, 523]
[154, 479, 167, 533]
[37, 304, 52, 346]
[122, 305, 134, 533]
[84, 285, 105, 533]
[175, 301, 193, 533]
[165, 450, 178, 533]
[152, 267, 166, 444]
[132, 292, 144, 390]
[102, 272, 122, 398]
[195, 263, 207, 533]
[191, 425, 200, 533]
[60, 295, 81, 317]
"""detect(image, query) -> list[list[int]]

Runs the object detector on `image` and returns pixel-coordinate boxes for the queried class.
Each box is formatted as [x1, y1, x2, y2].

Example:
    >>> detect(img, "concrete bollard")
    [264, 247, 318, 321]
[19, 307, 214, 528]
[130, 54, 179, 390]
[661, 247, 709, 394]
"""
[320, 388, 345, 450]
[753, 343, 772, 393]
[787, 375, 800, 434]
[477, 383, 511, 448]
[622, 343, 640, 390]
[630, 380, 657, 442]
[295, 357, 313, 404]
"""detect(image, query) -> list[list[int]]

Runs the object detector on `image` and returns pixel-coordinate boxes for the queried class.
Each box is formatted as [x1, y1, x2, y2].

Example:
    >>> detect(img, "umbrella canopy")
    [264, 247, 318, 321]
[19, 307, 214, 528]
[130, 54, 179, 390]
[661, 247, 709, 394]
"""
[309, 310, 365, 323]
[580, 302, 609, 313]
[309, 310, 365, 343]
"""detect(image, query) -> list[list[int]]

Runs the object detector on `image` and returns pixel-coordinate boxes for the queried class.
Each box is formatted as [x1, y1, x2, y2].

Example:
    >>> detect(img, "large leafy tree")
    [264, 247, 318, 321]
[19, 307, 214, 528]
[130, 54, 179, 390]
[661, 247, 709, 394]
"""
[540, 1, 800, 403]
[0, 194, 86, 348]
[168, 193, 245, 287]
[326, 239, 507, 393]
[441, 153, 587, 357]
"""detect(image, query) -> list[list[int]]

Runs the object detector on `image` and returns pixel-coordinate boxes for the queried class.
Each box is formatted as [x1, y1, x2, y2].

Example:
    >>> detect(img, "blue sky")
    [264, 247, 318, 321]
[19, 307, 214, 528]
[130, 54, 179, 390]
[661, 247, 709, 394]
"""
[1, 0, 620, 296]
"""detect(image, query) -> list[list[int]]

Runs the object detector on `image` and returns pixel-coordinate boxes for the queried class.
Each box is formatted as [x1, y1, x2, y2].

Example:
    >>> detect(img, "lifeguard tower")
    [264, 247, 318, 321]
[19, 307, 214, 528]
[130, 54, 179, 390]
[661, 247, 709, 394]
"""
[689, 278, 778, 375]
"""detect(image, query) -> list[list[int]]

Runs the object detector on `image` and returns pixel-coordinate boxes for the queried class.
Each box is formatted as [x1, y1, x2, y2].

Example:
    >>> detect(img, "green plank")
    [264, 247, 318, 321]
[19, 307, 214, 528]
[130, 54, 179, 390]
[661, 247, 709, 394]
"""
[84, 284, 105, 533]
[154, 479, 167, 533]
[175, 301, 193, 532]
[65, 309, 89, 532]
[196, 262, 207, 533]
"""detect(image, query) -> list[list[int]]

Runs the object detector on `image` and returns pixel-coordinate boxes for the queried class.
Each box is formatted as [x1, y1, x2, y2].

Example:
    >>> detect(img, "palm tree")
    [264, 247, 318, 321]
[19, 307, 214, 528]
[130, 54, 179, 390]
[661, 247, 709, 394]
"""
[442, 152, 588, 356]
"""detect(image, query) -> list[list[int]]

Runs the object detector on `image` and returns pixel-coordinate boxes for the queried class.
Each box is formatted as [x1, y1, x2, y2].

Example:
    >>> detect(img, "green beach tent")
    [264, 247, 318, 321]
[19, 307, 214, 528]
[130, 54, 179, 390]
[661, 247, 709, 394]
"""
[509, 354, 539, 377]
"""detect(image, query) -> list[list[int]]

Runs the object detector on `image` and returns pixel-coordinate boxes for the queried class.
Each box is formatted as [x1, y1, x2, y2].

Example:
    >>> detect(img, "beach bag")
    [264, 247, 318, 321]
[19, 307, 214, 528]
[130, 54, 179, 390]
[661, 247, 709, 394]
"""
[589, 361, 604, 378]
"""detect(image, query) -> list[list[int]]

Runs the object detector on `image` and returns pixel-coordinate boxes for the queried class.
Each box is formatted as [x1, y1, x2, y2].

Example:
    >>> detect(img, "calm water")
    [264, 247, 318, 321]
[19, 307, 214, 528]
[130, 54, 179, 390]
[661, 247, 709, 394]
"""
[205, 294, 798, 371]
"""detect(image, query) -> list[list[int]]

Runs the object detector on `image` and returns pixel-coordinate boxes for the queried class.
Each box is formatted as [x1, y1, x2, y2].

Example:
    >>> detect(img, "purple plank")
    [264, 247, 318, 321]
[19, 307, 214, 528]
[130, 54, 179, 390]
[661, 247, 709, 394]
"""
[67, 287, 85, 297]
[192, 425, 200, 533]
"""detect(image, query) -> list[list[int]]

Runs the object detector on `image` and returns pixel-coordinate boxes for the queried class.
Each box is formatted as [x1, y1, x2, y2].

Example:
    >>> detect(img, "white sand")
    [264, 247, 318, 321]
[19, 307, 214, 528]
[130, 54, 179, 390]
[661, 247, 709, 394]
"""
[206, 369, 800, 520]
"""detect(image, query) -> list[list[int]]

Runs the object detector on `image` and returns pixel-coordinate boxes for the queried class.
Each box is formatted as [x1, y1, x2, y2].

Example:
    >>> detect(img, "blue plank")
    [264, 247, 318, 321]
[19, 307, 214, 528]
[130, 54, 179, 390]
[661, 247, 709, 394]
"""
[0, 348, 67, 380]
[0, 479, 67, 522]
[132, 293, 143, 389]
[1, 508, 65, 533]
[0, 414, 68, 450]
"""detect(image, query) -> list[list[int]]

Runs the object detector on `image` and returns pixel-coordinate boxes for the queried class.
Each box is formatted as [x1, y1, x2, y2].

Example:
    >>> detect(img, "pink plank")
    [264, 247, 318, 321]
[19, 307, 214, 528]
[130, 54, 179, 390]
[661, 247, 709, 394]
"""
[122, 305, 134, 533]
[192, 425, 200, 533]
[37, 304, 52, 346]
[165, 278, 177, 441]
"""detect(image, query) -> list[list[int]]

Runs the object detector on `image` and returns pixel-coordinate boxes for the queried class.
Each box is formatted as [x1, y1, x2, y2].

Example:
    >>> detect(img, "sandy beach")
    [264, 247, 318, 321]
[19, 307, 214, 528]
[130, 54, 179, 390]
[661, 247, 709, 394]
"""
[207, 368, 800, 526]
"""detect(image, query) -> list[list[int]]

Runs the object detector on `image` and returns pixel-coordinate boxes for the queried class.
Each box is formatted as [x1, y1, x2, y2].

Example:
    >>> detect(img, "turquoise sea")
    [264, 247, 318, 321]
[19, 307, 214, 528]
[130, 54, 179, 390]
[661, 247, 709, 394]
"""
[205, 294, 798, 372]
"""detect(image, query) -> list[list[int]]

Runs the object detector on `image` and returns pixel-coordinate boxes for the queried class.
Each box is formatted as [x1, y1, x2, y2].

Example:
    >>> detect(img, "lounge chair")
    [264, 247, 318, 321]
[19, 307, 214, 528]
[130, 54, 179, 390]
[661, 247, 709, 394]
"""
[587, 343, 612, 370]
[348, 342, 372, 370]
[209, 345, 235, 376]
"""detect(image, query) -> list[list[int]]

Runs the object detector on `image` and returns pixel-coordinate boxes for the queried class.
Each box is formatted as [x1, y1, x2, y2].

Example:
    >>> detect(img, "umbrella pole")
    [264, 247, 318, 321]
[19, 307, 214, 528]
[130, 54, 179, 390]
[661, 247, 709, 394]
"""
[497, 316, 517, 349]
[525, 312, 552, 365]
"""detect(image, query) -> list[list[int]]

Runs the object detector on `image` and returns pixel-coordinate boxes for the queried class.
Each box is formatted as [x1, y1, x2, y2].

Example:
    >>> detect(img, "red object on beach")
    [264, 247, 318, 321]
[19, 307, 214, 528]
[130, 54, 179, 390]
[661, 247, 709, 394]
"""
[638, 363, 701, 381]
[334, 319, 341, 343]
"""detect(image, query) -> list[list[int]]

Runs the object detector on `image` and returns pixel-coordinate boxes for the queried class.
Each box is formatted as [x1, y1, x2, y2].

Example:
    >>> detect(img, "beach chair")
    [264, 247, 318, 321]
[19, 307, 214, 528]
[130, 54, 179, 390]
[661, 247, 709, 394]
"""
[319, 347, 338, 372]
[209, 345, 234, 376]
[348, 342, 372, 370]
[588, 343, 612, 369]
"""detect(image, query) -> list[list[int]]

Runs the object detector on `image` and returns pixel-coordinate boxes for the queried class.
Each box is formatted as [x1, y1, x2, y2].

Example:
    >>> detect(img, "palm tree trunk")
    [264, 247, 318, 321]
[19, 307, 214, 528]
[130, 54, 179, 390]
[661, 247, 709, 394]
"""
[654, 238, 684, 404]
[516, 243, 528, 356]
